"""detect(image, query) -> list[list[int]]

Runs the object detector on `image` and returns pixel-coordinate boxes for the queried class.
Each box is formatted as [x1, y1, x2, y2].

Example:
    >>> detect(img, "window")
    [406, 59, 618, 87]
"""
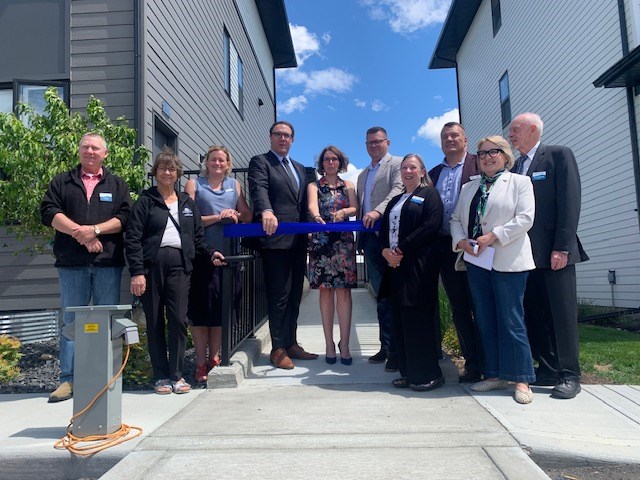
[224, 29, 244, 114]
[491, 0, 502, 36]
[499, 71, 511, 128]
[0, 89, 12, 114]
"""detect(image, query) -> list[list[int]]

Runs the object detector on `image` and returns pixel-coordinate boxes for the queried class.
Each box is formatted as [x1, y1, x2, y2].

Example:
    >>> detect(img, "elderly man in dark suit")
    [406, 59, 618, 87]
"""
[356, 126, 403, 371]
[510, 112, 588, 399]
[429, 122, 482, 383]
[248, 121, 318, 370]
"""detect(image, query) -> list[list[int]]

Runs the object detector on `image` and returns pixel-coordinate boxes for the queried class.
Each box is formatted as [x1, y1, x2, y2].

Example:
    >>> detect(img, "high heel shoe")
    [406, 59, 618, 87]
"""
[338, 341, 352, 365]
[326, 342, 337, 364]
[195, 363, 209, 383]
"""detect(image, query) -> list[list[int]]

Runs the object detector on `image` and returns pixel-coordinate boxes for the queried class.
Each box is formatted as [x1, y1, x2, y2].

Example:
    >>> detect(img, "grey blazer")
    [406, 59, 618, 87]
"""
[356, 153, 403, 217]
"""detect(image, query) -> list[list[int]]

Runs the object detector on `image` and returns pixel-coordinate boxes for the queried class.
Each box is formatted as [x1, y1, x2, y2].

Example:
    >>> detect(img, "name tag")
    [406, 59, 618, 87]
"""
[410, 196, 424, 204]
[532, 171, 546, 181]
[225, 188, 234, 193]
[99, 193, 113, 202]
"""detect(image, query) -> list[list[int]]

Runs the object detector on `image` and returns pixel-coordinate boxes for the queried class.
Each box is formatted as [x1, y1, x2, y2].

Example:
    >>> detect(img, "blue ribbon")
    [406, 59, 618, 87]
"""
[224, 220, 379, 238]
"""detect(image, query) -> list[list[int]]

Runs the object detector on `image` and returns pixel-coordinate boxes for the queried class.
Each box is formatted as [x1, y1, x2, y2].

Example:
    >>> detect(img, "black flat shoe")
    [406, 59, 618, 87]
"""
[392, 377, 410, 388]
[458, 370, 482, 383]
[368, 348, 388, 364]
[551, 378, 581, 399]
[326, 356, 337, 364]
[410, 377, 445, 392]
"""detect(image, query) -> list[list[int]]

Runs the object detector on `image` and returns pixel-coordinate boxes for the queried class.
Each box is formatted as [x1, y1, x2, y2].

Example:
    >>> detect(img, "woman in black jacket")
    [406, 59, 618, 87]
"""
[125, 148, 225, 394]
[380, 154, 444, 392]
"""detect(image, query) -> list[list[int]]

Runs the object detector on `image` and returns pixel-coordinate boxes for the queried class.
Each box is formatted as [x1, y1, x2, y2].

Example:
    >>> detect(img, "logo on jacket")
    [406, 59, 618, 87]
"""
[182, 207, 194, 217]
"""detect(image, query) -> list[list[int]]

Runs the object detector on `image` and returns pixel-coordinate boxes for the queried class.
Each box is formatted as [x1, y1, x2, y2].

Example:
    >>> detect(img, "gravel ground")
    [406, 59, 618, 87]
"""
[0, 338, 201, 394]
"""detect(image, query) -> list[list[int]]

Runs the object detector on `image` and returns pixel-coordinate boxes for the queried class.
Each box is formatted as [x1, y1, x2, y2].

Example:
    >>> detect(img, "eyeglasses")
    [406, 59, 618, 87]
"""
[365, 139, 388, 147]
[477, 148, 504, 159]
[159, 167, 177, 173]
[271, 132, 293, 140]
[323, 157, 339, 163]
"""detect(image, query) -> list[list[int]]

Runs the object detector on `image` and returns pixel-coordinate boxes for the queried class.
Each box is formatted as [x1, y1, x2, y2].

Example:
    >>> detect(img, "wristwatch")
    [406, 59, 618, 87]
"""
[93, 225, 101, 236]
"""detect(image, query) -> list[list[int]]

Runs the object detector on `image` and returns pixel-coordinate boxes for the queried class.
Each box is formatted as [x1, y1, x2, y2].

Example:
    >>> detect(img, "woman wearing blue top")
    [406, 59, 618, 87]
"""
[185, 145, 251, 383]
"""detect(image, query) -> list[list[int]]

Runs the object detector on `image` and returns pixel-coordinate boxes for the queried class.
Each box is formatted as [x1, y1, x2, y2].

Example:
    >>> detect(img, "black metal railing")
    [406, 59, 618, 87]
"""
[148, 167, 370, 360]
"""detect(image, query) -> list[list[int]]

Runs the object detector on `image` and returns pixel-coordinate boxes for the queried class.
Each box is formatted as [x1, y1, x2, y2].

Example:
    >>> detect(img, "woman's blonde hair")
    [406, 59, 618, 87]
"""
[202, 145, 232, 176]
[476, 135, 515, 170]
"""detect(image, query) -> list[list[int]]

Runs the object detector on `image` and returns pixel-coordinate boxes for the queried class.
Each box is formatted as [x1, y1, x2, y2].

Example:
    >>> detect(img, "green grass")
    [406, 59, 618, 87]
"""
[579, 324, 640, 384]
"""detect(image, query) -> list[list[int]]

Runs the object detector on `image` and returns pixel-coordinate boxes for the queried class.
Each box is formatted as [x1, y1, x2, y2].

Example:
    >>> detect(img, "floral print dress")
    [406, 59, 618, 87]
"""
[308, 176, 357, 289]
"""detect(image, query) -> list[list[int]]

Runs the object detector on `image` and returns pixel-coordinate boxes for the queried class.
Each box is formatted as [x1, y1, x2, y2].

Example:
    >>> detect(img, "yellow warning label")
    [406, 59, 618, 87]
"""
[84, 323, 99, 333]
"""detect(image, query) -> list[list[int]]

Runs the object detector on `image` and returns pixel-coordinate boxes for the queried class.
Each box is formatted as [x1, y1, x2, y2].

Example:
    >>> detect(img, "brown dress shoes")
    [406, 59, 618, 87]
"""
[286, 344, 319, 360]
[270, 348, 294, 369]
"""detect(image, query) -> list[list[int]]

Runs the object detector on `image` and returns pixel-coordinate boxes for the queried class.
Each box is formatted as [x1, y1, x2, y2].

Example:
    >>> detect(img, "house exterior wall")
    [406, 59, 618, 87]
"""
[455, 0, 640, 307]
[141, 0, 277, 172]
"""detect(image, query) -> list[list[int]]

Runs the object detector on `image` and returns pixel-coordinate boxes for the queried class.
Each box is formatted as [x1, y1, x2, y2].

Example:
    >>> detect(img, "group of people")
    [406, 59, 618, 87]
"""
[42, 111, 587, 405]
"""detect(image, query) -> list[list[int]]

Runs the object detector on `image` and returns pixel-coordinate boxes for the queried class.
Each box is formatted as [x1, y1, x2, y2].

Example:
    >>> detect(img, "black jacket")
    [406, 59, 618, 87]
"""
[379, 186, 443, 307]
[40, 165, 131, 268]
[125, 187, 215, 276]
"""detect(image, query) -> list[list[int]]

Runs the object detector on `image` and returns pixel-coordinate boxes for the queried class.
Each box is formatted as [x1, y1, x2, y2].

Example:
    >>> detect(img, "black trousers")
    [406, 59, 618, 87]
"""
[141, 247, 190, 382]
[261, 237, 306, 350]
[436, 235, 483, 373]
[524, 265, 581, 379]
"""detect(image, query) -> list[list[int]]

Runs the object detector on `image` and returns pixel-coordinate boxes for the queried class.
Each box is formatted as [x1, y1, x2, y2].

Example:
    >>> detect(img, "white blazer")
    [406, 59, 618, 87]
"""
[450, 171, 535, 272]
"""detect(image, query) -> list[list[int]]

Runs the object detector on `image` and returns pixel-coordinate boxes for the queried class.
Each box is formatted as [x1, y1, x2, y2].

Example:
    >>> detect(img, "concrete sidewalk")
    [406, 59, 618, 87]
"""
[2, 288, 640, 479]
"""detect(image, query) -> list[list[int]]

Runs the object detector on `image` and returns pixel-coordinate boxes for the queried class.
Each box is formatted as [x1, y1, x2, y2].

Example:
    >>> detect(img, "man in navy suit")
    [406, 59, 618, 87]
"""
[510, 112, 588, 399]
[248, 121, 318, 369]
[429, 122, 482, 383]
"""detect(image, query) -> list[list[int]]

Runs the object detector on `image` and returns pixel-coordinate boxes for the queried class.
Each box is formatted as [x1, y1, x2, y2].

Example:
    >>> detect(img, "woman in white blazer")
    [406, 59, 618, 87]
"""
[450, 135, 536, 404]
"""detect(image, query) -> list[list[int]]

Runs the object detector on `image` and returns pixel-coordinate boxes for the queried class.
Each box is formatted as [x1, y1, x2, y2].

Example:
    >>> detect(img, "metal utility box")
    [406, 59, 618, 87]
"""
[62, 305, 138, 438]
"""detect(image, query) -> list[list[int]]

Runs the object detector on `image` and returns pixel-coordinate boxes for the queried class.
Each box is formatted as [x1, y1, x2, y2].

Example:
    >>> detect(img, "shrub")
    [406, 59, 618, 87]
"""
[0, 335, 22, 383]
[438, 284, 462, 356]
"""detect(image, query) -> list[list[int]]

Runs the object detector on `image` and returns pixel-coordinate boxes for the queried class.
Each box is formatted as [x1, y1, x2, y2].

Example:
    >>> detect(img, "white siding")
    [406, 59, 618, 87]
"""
[141, 0, 276, 171]
[456, 0, 640, 307]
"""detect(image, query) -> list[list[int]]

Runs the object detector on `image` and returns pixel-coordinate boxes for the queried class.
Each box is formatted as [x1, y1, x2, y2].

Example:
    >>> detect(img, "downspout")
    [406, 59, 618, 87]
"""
[134, 0, 145, 182]
[617, 0, 640, 232]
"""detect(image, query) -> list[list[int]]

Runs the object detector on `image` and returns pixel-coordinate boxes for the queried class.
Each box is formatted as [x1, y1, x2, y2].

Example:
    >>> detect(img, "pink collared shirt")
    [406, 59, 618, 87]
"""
[81, 168, 103, 201]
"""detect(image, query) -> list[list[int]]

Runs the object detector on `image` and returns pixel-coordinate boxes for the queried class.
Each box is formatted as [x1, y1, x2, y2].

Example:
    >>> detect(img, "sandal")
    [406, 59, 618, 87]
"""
[195, 364, 208, 383]
[172, 378, 191, 394]
[209, 356, 221, 368]
[154, 379, 172, 395]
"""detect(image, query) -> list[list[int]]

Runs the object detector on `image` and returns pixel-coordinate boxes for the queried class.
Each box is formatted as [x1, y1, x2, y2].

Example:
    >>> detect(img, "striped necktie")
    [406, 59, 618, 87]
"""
[282, 158, 299, 190]
[515, 155, 528, 175]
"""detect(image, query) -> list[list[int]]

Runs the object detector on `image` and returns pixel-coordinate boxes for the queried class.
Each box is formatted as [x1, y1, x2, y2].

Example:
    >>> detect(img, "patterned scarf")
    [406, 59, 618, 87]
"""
[472, 170, 504, 238]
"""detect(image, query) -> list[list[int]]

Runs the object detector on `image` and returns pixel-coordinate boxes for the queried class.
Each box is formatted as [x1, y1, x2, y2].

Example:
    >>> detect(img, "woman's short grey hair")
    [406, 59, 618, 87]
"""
[151, 146, 183, 178]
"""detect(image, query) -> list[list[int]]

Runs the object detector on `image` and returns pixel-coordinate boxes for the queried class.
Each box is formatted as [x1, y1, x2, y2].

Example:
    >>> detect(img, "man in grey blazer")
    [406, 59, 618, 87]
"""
[357, 126, 403, 370]
[510, 112, 589, 399]
[248, 121, 318, 370]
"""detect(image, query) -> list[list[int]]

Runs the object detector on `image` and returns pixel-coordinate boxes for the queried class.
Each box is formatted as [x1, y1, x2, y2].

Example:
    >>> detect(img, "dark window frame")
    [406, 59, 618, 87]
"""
[499, 71, 511, 128]
[491, 0, 502, 36]
[223, 27, 244, 117]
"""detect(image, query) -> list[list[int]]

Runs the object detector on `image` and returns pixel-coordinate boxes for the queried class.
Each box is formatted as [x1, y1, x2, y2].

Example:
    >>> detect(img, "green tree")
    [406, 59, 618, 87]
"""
[0, 87, 149, 251]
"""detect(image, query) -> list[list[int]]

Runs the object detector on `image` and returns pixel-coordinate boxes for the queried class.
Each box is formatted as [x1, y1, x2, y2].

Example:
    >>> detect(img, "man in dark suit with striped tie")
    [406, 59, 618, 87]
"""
[510, 112, 588, 399]
[248, 121, 318, 369]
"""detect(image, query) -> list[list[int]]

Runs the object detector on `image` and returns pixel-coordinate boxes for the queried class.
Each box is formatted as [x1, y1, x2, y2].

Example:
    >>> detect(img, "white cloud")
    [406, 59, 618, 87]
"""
[289, 24, 321, 66]
[304, 68, 358, 94]
[341, 163, 363, 187]
[371, 100, 389, 112]
[433, 95, 443, 102]
[322, 32, 332, 44]
[360, 0, 451, 33]
[416, 108, 460, 146]
[278, 95, 308, 114]
[354, 99, 367, 108]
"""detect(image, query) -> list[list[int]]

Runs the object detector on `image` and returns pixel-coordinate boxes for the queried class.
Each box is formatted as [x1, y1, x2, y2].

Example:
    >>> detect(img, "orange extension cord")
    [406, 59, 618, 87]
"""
[53, 344, 143, 455]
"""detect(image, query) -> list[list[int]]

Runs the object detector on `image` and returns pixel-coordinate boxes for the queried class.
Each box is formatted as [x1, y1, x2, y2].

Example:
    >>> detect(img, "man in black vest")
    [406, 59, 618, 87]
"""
[428, 122, 482, 382]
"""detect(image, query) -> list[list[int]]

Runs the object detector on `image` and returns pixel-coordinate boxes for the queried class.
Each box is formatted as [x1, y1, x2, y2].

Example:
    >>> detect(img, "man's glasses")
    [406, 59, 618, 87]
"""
[477, 148, 504, 159]
[271, 132, 293, 140]
[365, 139, 388, 147]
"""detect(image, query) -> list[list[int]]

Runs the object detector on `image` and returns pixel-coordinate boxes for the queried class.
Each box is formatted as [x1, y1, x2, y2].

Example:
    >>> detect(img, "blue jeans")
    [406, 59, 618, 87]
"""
[363, 232, 394, 353]
[466, 264, 535, 383]
[57, 266, 123, 383]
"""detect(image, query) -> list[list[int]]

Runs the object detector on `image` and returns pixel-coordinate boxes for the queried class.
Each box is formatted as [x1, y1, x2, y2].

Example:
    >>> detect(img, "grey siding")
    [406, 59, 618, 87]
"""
[69, 0, 135, 123]
[456, 0, 640, 307]
[141, 0, 277, 172]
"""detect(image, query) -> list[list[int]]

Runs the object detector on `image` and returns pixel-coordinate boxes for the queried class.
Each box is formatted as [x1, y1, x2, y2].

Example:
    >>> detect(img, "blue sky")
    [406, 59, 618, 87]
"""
[278, 0, 459, 183]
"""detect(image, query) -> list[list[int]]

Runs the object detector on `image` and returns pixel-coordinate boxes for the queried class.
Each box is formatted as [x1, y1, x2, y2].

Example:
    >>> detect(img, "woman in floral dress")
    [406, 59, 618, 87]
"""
[307, 146, 358, 365]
